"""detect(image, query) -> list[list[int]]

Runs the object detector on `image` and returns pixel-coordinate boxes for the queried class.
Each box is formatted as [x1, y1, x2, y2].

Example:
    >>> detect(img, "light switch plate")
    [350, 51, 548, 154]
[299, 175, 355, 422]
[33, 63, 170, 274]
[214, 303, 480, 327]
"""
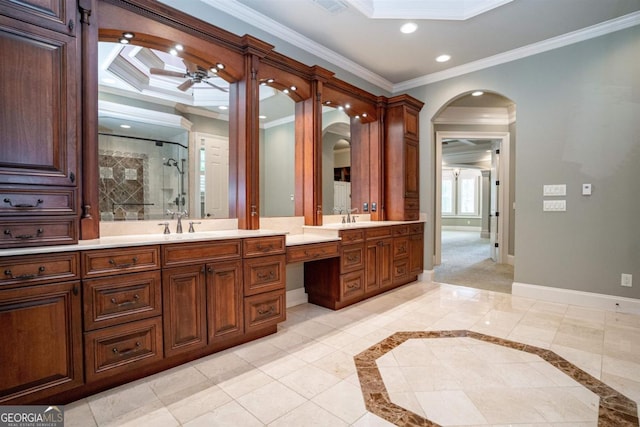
[543, 200, 566, 211]
[543, 184, 566, 196]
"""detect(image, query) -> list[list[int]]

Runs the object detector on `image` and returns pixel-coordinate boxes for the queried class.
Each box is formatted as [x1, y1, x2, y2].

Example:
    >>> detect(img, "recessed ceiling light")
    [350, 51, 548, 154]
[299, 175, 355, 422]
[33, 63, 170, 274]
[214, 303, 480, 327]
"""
[120, 124, 131, 129]
[472, 91, 484, 96]
[400, 22, 417, 34]
[169, 49, 178, 56]
[436, 54, 451, 63]
[218, 106, 228, 110]
[259, 115, 267, 119]
[118, 38, 130, 45]
[122, 32, 135, 39]
[174, 44, 184, 51]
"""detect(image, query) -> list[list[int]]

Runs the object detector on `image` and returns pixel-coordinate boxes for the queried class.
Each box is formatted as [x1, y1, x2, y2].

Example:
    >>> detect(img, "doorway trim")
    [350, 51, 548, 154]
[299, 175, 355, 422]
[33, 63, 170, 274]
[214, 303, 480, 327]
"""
[434, 131, 510, 265]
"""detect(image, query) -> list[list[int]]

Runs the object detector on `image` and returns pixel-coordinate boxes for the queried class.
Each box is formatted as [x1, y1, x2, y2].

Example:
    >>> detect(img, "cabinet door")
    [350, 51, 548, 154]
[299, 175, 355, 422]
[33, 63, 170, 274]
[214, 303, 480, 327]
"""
[0, 0, 77, 35]
[162, 265, 207, 357]
[365, 238, 392, 293]
[404, 139, 419, 199]
[0, 281, 83, 403]
[408, 233, 424, 275]
[0, 17, 78, 187]
[206, 260, 243, 343]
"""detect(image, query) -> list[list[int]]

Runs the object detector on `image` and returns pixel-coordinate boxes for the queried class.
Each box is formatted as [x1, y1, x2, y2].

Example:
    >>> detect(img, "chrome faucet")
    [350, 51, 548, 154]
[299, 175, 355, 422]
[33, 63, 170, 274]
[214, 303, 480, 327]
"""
[347, 207, 358, 223]
[167, 209, 188, 234]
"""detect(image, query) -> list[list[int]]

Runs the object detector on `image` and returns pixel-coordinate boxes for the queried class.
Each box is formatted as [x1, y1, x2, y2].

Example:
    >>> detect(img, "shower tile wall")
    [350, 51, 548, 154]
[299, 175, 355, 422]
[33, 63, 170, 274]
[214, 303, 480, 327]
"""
[99, 150, 149, 220]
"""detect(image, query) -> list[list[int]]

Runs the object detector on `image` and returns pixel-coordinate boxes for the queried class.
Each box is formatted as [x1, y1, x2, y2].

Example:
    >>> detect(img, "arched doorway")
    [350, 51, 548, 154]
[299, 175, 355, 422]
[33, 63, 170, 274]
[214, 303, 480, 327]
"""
[432, 91, 516, 293]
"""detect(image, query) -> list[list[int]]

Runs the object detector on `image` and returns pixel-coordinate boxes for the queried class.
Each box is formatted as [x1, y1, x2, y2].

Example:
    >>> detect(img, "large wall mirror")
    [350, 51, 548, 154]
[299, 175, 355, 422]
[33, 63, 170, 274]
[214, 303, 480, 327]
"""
[97, 41, 231, 221]
[322, 107, 351, 215]
[259, 84, 296, 217]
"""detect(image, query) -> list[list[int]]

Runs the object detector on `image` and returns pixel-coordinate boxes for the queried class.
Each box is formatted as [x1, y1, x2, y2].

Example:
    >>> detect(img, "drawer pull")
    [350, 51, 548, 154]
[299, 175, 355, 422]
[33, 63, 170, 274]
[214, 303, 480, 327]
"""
[110, 294, 140, 307]
[3, 198, 44, 208]
[346, 282, 359, 289]
[397, 245, 407, 254]
[257, 305, 275, 316]
[346, 254, 359, 262]
[257, 271, 275, 281]
[4, 228, 43, 239]
[4, 266, 45, 280]
[256, 244, 274, 252]
[112, 341, 141, 356]
[108, 257, 138, 269]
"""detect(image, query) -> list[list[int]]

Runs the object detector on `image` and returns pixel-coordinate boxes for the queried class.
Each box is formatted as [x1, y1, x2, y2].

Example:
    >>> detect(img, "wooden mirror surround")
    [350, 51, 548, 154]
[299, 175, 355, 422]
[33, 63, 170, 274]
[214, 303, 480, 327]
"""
[77, 0, 421, 241]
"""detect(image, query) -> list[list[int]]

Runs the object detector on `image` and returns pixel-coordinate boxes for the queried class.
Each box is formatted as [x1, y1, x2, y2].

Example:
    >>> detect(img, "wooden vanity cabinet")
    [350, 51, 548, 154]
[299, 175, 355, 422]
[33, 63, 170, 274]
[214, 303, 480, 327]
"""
[162, 240, 243, 357]
[82, 246, 163, 382]
[384, 96, 424, 221]
[0, 252, 82, 404]
[0, 12, 80, 248]
[305, 223, 423, 310]
[242, 236, 286, 333]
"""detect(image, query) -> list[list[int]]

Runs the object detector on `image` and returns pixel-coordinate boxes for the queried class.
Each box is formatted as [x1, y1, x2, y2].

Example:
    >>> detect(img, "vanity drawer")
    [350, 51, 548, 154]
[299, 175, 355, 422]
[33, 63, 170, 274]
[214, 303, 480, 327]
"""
[0, 217, 77, 248]
[340, 243, 364, 272]
[365, 227, 392, 239]
[393, 259, 410, 284]
[84, 316, 163, 382]
[82, 246, 160, 278]
[409, 223, 424, 234]
[243, 254, 285, 296]
[162, 240, 241, 267]
[83, 271, 162, 331]
[244, 289, 285, 332]
[0, 252, 79, 288]
[243, 236, 286, 257]
[340, 270, 364, 301]
[393, 225, 410, 236]
[393, 237, 409, 259]
[0, 187, 75, 216]
[339, 229, 364, 244]
[286, 242, 340, 263]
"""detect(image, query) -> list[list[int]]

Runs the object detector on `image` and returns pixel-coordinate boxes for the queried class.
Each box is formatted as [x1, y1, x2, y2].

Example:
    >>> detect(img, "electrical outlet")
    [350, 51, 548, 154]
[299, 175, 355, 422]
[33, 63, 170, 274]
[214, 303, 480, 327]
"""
[621, 273, 633, 287]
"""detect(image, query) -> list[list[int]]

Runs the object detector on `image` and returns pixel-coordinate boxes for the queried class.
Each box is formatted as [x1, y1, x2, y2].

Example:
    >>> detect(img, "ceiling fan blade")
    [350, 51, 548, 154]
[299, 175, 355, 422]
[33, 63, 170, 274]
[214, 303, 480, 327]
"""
[182, 59, 198, 74]
[203, 79, 229, 92]
[149, 68, 186, 78]
[177, 79, 195, 91]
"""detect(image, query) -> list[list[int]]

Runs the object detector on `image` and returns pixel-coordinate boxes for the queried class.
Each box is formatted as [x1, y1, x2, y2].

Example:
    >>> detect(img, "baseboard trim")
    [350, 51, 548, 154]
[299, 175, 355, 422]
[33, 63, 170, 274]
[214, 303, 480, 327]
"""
[442, 226, 481, 232]
[512, 282, 640, 314]
[419, 269, 435, 282]
[506, 255, 515, 266]
[286, 287, 308, 308]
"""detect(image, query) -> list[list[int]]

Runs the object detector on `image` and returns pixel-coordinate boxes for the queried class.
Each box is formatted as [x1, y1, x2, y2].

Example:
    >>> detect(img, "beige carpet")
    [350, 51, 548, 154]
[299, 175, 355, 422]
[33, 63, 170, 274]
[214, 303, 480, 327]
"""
[434, 230, 514, 293]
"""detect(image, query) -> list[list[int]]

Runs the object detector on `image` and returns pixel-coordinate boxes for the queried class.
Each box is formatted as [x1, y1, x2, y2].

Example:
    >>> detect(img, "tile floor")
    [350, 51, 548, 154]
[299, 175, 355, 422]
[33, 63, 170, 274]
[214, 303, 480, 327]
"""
[65, 278, 640, 426]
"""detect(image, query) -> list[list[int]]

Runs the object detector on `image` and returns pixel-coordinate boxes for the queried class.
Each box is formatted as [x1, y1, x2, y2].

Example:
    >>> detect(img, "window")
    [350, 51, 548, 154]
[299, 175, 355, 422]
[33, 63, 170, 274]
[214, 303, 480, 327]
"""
[442, 168, 481, 217]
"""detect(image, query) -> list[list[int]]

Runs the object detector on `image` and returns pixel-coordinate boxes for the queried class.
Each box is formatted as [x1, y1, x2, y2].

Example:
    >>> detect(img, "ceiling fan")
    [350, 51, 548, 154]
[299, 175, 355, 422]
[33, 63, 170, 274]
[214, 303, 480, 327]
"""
[149, 60, 228, 92]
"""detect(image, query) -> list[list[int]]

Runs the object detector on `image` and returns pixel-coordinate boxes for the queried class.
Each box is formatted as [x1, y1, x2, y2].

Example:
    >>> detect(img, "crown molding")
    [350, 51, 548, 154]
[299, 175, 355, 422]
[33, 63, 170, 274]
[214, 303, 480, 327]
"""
[394, 11, 640, 92]
[201, 0, 394, 92]
[434, 106, 509, 126]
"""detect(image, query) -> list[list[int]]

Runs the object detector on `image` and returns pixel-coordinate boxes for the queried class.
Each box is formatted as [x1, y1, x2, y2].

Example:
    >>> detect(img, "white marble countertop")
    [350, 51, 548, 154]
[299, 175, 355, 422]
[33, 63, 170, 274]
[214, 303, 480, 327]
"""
[285, 233, 341, 246]
[0, 229, 288, 257]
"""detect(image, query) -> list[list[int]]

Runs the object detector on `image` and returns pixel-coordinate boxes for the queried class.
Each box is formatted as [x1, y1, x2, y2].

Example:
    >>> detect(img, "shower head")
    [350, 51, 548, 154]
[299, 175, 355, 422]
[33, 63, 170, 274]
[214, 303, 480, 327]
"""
[164, 158, 178, 167]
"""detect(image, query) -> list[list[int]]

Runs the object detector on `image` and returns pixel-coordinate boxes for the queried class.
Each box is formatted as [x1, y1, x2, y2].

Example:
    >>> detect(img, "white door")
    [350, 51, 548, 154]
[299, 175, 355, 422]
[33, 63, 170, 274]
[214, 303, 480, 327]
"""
[333, 181, 350, 213]
[490, 143, 500, 262]
[197, 134, 229, 218]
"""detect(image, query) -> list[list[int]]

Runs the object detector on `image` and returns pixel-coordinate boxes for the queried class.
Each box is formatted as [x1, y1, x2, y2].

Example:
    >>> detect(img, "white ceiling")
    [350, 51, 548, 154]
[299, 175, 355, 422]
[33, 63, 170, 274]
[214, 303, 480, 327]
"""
[162, 0, 640, 92]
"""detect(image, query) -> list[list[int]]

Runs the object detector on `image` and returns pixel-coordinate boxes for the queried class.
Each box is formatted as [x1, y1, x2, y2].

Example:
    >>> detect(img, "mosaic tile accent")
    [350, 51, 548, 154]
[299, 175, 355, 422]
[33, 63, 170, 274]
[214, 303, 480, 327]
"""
[99, 151, 149, 221]
[354, 330, 639, 426]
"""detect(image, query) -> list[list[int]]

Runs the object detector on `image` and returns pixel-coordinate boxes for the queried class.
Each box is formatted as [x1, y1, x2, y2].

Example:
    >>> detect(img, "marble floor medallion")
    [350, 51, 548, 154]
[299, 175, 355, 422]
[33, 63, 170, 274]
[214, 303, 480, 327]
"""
[354, 330, 639, 426]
